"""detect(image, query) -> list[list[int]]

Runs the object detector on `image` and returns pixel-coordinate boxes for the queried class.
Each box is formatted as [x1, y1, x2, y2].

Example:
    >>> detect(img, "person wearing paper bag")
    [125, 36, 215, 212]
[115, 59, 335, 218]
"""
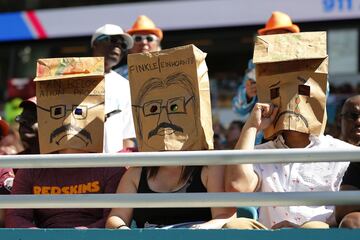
[225, 32, 358, 229]
[6, 57, 125, 228]
[232, 12, 300, 145]
[106, 45, 235, 229]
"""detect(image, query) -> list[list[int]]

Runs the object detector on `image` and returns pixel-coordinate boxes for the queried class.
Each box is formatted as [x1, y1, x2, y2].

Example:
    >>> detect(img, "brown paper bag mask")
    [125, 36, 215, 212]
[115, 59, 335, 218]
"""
[34, 57, 105, 153]
[253, 32, 328, 139]
[128, 44, 213, 151]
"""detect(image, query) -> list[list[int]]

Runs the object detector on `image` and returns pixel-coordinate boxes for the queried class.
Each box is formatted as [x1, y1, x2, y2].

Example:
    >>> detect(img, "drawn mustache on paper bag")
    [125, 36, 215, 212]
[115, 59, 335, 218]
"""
[34, 57, 105, 153]
[50, 124, 92, 146]
[128, 45, 214, 151]
[253, 32, 328, 139]
[148, 122, 184, 139]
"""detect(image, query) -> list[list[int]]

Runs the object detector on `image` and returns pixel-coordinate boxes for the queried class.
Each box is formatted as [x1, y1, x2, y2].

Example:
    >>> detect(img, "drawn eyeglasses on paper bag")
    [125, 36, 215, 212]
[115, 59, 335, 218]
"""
[37, 102, 104, 120]
[134, 96, 194, 117]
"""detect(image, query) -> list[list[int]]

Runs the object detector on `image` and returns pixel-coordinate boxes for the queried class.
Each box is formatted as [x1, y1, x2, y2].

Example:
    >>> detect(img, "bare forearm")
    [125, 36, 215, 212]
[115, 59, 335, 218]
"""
[225, 164, 258, 192]
[235, 122, 257, 150]
[106, 215, 128, 229]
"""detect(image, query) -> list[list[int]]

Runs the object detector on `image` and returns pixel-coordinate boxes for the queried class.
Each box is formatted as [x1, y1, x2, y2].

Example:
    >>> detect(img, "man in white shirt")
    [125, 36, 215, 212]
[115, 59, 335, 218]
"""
[92, 24, 136, 152]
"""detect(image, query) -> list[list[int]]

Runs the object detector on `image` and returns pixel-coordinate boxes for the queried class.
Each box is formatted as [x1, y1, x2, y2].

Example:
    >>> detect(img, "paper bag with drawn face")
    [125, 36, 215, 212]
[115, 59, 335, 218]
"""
[128, 44, 213, 151]
[34, 57, 105, 153]
[253, 32, 328, 139]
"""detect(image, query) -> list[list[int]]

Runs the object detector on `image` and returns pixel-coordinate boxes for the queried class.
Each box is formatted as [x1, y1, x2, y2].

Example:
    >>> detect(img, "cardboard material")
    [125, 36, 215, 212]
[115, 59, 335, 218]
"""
[128, 44, 213, 151]
[254, 32, 328, 139]
[34, 57, 105, 153]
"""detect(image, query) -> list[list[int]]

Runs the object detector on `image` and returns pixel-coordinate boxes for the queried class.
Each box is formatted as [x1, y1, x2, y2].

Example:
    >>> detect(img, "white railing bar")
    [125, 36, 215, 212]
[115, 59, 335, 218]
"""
[1, 191, 359, 209]
[0, 149, 359, 168]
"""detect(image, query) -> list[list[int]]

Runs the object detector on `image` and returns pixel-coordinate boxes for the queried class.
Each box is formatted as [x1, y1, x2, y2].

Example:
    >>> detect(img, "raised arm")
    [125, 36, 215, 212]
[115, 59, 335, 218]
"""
[225, 103, 278, 193]
[105, 167, 140, 229]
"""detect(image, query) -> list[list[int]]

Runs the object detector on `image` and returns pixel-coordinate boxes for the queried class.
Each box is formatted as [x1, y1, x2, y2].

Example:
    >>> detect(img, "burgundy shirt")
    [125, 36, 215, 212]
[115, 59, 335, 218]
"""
[6, 167, 124, 228]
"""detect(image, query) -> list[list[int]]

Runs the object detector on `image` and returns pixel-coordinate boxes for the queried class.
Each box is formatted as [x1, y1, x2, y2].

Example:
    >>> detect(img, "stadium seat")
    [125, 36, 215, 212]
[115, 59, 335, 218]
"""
[237, 207, 258, 219]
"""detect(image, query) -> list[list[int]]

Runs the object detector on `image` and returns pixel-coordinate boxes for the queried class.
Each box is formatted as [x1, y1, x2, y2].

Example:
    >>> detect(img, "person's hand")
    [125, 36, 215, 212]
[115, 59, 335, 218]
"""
[271, 220, 300, 229]
[248, 103, 278, 131]
[190, 220, 227, 229]
[190, 223, 214, 229]
[75, 226, 88, 230]
[245, 79, 257, 100]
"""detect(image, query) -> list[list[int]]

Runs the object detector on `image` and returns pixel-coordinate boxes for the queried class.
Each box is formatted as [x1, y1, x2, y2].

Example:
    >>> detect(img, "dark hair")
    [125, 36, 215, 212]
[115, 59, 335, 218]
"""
[146, 166, 199, 183]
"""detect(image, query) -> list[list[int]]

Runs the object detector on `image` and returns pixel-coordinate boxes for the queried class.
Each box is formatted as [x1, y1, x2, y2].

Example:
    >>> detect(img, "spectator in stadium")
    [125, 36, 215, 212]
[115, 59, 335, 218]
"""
[336, 95, 360, 228]
[16, 97, 39, 155]
[0, 117, 15, 227]
[339, 95, 360, 147]
[92, 24, 136, 152]
[224, 121, 244, 150]
[225, 33, 357, 228]
[5, 57, 126, 229]
[225, 101, 357, 229]
[232, 11, 300, 144]
[116, 15, 163, 78]
[106, 50, 235, 229]
[5, 151, 124, 228]
[128, 15, 162, 53]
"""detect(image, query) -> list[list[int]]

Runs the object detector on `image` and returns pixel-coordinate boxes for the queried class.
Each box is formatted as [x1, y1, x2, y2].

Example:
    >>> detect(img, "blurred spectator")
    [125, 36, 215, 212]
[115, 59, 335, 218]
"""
[232, 11, 300, 144]
[0, 117, 9, 143]
[232, 61, 256, 122]
[225, 121, 244, 149]
[336, 95, 360, 228]
[16, 97, 39, 155]
[0, 117, 15, 227]
[92, 24, 136, 153]
[337, 83, 355, 94]
[4, 98, 23, 124]
[0, 127, 23, 155]
[213, 120, 226, 150]
[0, 167, 14, 227]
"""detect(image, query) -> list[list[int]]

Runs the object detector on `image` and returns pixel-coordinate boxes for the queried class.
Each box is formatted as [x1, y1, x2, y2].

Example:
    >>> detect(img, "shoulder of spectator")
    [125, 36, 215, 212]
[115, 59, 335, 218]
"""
[118, 167, 142, 192]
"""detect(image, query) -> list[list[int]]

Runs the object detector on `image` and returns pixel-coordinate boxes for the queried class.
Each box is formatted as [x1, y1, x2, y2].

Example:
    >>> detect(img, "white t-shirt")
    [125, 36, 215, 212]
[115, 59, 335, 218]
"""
[254, 134, 356, 228]
[103, 70, 135, 153]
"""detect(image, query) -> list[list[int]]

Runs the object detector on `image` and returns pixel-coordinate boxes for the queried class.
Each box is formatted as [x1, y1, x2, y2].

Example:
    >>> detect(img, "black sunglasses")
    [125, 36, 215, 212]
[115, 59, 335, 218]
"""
[95, 35, 128, 50]
[341, 112, 360, 121]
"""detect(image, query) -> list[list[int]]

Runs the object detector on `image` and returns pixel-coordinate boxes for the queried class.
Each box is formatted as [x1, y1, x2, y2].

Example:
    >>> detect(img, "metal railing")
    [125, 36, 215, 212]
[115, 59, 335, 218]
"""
[1, 149, 360, 168]
[0, 149, 359, 209]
